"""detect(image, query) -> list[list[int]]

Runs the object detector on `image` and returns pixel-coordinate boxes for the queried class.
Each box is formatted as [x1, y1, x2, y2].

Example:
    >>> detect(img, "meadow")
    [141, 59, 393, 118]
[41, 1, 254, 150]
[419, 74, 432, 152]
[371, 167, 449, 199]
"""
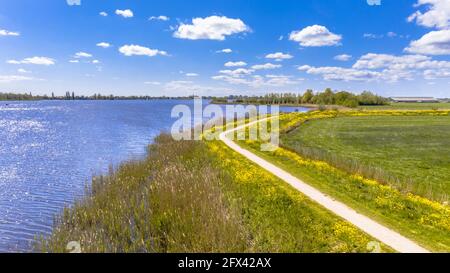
[236, 110, 450, 251]
[39, 134, 384, 253]
[359, 102, 450, 110]
[282, 114, 450, 201]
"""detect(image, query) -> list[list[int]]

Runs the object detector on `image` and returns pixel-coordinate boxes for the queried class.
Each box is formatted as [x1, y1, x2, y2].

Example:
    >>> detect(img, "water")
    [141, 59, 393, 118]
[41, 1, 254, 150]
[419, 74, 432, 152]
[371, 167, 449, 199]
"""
[0, 100, 308, 252]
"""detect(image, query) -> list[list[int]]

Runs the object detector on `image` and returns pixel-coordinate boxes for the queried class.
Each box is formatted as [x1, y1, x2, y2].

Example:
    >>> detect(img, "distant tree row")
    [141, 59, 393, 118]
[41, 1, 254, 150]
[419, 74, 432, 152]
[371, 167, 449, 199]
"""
[0, 92, 208, 101]
[0, 92, 46, 101]
[212, 88, 389, 108]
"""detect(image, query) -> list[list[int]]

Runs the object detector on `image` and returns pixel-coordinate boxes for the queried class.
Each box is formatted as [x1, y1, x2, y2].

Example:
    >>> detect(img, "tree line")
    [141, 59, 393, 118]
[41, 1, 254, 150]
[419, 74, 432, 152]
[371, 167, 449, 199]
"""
[0, 92, 207, 101]
[212, 88, 389, 107]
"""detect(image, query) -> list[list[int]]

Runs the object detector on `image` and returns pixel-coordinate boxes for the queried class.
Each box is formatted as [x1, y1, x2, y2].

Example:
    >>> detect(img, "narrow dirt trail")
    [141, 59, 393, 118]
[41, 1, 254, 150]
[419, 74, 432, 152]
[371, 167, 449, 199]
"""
[219, 117, 430, 253]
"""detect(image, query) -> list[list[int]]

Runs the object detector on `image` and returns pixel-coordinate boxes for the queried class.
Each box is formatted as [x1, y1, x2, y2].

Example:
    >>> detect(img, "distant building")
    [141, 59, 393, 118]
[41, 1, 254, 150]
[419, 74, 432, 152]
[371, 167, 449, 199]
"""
[390, 97, 439, 103]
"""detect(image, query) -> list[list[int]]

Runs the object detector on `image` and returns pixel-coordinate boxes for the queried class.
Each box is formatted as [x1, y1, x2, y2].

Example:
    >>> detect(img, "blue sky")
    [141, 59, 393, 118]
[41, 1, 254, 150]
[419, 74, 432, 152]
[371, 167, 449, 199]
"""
[0, 0, 449, 97]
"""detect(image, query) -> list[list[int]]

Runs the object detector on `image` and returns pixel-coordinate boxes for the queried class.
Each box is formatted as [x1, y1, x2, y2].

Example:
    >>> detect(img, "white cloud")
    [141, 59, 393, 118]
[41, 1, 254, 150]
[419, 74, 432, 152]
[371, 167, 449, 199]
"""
[387, 32, 398, 38]
[213, 73, 299, 88]
[363, 33, 384, 39]
[69, 60, 79, 63]
[116, 9, 134, 18]
[66, 0, 81, 6]
[149, 15, 169, 21]
[144, 81, 161, 85]
[7, 56, 55, 66]
[99, 11, 108, 17]
[92, 60, 100, 64]
[185, 73, 199, 77]
[405, 29, 450, 55]
[164, 80, 235, 96]
[174, 16, 250, 40]
[265, 52, 293, 61]
[264, 75, 301, 86]
[407, 0, 450, 29]
[0, 75, 34, 83]
[334, 54, 352, 61]
[424, 69, 450, 79]
[217, 48, 233, 53]
[0, 29, 20, 36]
[251, 63, 282, 70]
[74, 52, 92, 58]
[224, 61, 247, 67]
[119, 44, 168, 57]
[298, 65, 383, 82]
[17, 68, 31, 73]
[299, 52, 450, 83]
[352, 53, 450, 70]
[219, 68, 254, 77]
[96, 42, 111, 48]
[289, 25, 342, 47]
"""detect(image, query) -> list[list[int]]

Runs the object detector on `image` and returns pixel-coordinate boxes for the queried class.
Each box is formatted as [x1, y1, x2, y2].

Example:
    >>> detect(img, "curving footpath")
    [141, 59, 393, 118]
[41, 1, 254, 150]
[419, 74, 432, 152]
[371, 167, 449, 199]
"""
[219, 117, 430, 253]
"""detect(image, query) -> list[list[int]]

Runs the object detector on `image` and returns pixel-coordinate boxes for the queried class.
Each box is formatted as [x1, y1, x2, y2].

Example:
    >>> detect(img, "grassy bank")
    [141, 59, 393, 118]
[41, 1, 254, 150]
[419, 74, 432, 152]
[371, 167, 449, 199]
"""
[39, 133, 385, 253]
[359, 102, 450, 110]
[282, 114, 450, 201]
[236, 110, 450, 251]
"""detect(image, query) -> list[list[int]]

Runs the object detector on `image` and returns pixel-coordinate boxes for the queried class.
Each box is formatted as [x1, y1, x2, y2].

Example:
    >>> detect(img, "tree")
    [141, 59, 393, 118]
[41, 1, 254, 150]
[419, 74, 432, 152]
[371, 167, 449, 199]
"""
[302, 89, 314, 104]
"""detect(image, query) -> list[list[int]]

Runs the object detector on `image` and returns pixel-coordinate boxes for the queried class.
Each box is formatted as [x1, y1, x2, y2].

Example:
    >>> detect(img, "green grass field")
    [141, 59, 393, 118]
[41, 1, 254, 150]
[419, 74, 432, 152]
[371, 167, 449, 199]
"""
[282, 115, 450, 201]
[39, 134, 385, 253]
[359, 102, 450, 110]
[234, 111, 450, 251]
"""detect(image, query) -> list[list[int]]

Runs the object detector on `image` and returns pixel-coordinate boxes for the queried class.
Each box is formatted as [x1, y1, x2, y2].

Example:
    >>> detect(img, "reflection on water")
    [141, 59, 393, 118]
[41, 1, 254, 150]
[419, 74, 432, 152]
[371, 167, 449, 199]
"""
[0, 100, 308, 252]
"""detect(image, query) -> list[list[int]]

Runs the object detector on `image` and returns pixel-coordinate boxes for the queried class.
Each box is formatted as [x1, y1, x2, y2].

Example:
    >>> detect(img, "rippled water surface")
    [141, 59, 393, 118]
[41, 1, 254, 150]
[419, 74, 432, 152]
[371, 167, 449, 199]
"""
[0, 100, 308, 252]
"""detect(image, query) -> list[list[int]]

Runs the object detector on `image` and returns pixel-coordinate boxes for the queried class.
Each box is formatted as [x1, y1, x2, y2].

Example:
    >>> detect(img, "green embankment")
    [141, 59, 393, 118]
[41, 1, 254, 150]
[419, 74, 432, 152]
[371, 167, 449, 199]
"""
[359, 102, 450, 110]
[236, 110, 450, 252]
[39, 134, 386, 253]
[282, 115, 450, 200]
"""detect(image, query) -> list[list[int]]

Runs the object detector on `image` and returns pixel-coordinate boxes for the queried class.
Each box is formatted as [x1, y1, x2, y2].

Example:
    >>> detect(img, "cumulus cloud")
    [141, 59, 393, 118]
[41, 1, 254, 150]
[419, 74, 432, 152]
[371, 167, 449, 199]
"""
[334, 54, 352, 61]
[96, 42, 111, 48]
[185, 73, 199, 77]
[7, 56, 55, 66]
[407, 0, 450, 29]
[164, 80, 234, 96]
[424, 69, 450, 79]
[298, 65, 383, 82]
[217, 48, 233, 53]
[352, 53, 450, 70]
[74, 52, 92, 58]
[116, 9, 134, 18]
[405, 29, 450, 55]
[149, 15, 169, 21]
[289, 25, 342, 47]
[224, 61, 247, 67]
[298, 52, 450, 82]
[219, 68, 254, 77]
[213, 73, 300, 88]
[119, 44, 168, 57]
[144, 81, 161, 85]
[251, 63, 282, 70]
[265, 52, 293, 61]
[173, 16, 250, 40]
[0, 29, 20, 36]
[17, 68, 31, 73]
[99, 11, 108, 17]
[17, 68, 31, 74]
